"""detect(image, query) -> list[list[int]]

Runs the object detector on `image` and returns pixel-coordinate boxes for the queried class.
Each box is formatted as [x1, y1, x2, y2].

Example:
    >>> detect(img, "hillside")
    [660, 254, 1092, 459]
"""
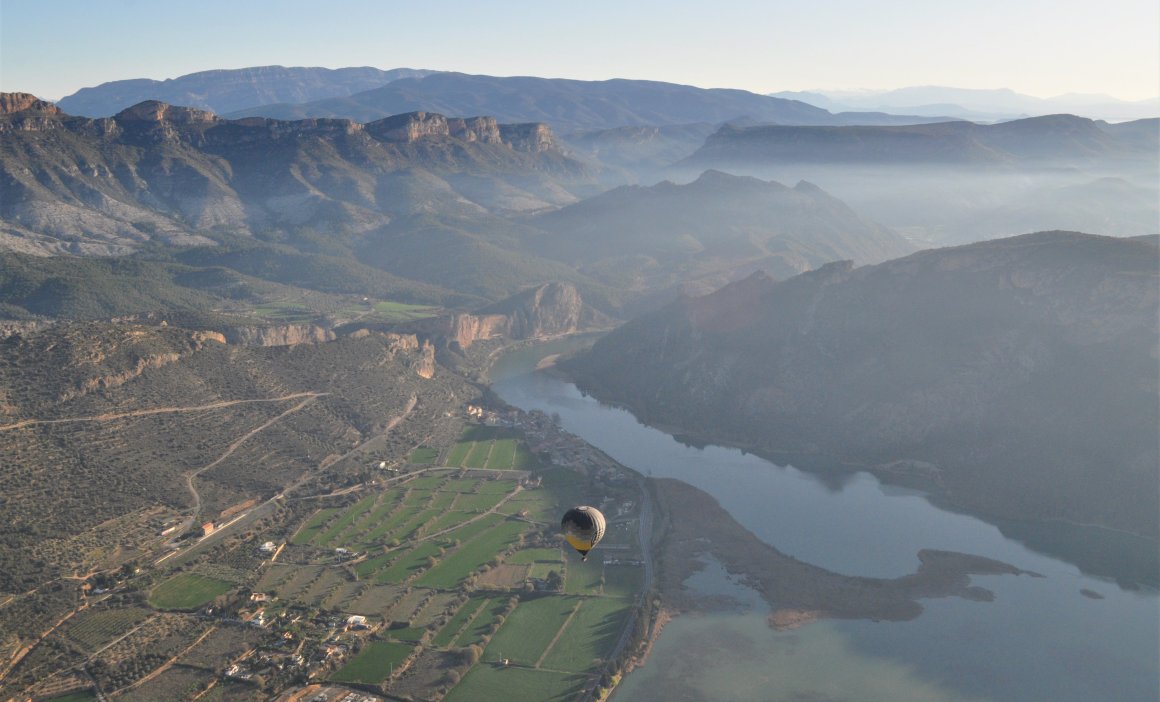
[561, 231, 1160, 538]
[0, 322, 466, 592]
[527, 170, 915, 296]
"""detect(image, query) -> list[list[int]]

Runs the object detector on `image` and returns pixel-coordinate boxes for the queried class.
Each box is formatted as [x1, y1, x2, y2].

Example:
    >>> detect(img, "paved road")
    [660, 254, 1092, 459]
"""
[605, 477, 654, 670]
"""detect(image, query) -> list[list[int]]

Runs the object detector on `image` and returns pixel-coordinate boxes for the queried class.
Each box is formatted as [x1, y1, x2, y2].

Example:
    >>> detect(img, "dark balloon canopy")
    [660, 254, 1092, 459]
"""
[561, 505, 606, 560]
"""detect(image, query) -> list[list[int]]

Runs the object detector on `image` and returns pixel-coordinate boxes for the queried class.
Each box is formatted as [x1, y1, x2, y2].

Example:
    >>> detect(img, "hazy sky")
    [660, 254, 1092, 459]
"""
[2, 0, 1157, 101]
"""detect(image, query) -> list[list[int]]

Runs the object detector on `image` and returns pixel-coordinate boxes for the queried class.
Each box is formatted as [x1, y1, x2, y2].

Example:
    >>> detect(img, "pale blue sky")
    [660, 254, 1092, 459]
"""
[1, 0, 1157, 101]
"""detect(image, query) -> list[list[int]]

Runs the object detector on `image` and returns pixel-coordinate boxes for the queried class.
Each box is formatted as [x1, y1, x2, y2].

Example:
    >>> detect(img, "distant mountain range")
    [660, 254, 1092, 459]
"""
[685, 114, 1158, 167]
[772, 86, 1160, 122]
[3, 94, 923, 317]
[55, 66, 437, 117]
[562, 231, 1160, 539]
[52, 67, 949, 133]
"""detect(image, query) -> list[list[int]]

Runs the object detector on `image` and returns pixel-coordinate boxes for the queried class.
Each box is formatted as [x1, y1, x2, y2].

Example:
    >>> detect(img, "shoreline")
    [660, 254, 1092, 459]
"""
[560, 365, 1159, 546]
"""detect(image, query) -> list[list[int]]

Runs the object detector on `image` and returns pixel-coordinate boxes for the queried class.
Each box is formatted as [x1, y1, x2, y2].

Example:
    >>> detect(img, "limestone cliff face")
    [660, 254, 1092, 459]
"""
[0, 93, 60, 116]
[499, 123, 557, 152]
[220, 324, 335, 347]
[394, 282, 603, 351]
[455, 282, 591, 347]
[0, 93, 68, 133]
[114, 100, 219, 125]
[565, 232, 1160, 537]
[367, 112, 556, 152]
[449, 313, 511, 349]
[368, 112, 504, 144]
[496, 281, 585, 338]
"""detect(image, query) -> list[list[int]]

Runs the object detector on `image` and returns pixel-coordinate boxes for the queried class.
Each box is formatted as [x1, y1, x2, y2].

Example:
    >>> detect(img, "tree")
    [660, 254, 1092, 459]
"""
[546, 570, 563, 591]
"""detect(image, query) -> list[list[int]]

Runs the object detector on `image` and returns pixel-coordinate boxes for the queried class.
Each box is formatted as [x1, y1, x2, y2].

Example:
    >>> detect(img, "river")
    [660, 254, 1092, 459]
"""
[489, 338, 1159, 702]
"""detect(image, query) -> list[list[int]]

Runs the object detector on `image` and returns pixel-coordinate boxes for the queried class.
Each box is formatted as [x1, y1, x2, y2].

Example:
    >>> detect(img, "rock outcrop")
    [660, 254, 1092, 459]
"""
[390, 282, 609, 352]
[0, 93, 60, 116]
[218, 324, 335, 347]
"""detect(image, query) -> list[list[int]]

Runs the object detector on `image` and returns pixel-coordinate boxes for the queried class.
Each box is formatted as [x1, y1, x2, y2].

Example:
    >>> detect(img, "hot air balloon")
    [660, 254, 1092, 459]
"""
[561, 505, 605, 561]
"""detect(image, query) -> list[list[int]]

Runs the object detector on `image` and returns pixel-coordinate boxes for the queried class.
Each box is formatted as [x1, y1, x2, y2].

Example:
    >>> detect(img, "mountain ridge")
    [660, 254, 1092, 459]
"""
[561, 231, 1160, 538]
[55, 65, 439, 117]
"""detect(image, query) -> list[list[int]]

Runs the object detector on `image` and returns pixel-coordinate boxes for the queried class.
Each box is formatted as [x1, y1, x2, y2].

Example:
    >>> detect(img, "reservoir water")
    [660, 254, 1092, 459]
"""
[489, 339, 1159, 702]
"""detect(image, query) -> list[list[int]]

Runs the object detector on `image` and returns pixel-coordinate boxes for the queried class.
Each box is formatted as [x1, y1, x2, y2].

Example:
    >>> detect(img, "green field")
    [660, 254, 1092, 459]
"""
[564, 557, 604, 595]
[149, 574, 234, 610]
[433, 597, 487, 648]
[489, 439, 516, 468]
[540, 597, 632, 673]
[408, 446, 439, 464]
[291, 507, 341, 545]
[444, 665, 585, 702]
[463, 441, 492, 468]
[446, 425, 538, 470]
[252, 302, 316, 323]
[454, 596, 509, 648]
[406, 475, 447, 490]
[330, 640, 414, 683]
[369, 300, 439, 321]
[375, 542, 443, 584]
[602, 565, 645, 598]
[415, 520, 526, 589]
[315, 493, 377, 547]
[483, 596, 579, 666]
[446, 442, 473, 467]
[382, 626, 426, 642]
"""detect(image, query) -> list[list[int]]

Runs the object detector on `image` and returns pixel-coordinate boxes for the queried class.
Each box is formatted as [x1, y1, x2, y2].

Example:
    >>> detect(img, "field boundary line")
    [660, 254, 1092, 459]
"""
[534, 598, 583, 669]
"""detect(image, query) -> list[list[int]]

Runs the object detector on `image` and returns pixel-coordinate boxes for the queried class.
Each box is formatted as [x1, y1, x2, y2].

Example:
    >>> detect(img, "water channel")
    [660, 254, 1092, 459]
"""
[489, 338, 1159, 702]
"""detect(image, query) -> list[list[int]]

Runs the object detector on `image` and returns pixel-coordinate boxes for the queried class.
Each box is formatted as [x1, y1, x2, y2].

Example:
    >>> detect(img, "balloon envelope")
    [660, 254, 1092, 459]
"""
[561, 505, 606, 559]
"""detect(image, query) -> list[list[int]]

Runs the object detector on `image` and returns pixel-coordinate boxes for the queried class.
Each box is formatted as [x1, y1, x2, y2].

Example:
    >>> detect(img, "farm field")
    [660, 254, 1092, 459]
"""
[63, 607, 152, 651]
[33, 415, 644, 700]
[602, 565, 645, 598]
[444, 425, 539, 470]
[482, 596, 580, 666]
[540, 596, 633, 673]
[149, 574, 234, 610]
[330, 640, 415, 683]
[564, 556, 604, 595]
[444, 665, 585, 702]
[408, 446, 439, 464]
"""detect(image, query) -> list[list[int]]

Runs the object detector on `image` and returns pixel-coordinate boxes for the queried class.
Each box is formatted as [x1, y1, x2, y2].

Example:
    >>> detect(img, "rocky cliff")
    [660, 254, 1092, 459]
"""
[563, 232, 1160, 538]
[218, 324, 335, 347]
[0, 95, 585, 256]
[395, 281, 610, 351]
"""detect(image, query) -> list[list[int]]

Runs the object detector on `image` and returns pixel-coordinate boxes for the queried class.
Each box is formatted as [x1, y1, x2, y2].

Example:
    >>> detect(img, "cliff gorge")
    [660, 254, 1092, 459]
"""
[563, 232, 1159, 538]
